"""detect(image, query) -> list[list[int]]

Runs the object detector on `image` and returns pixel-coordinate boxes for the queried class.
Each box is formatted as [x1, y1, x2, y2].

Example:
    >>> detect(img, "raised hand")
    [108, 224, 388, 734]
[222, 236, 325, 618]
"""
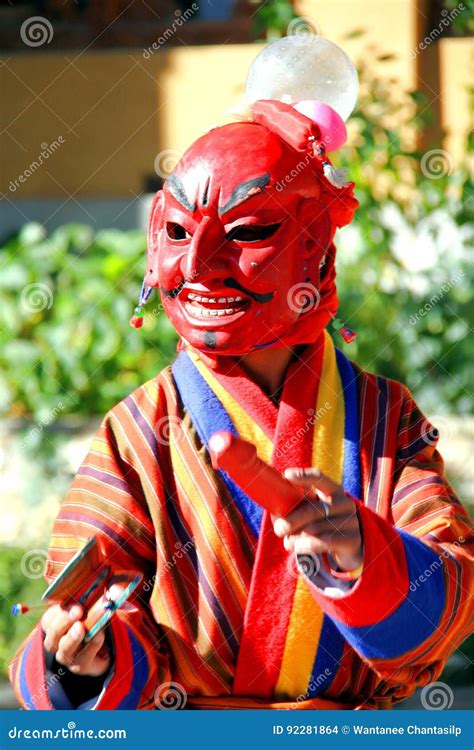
[273, 468, 363, 572]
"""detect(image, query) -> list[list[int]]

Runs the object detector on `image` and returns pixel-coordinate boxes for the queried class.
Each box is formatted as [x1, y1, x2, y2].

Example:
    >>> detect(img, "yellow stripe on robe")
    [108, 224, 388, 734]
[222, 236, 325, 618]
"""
[275, 332, 345, 699]
[48, 536, 84, 552]
[90, 437, 115, 457]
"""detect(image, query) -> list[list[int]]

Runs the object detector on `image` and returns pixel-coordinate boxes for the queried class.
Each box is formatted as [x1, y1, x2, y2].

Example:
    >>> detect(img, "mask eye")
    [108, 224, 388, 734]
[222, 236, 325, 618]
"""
[225, 222, 282, 243]
[166, 222, 192, 241]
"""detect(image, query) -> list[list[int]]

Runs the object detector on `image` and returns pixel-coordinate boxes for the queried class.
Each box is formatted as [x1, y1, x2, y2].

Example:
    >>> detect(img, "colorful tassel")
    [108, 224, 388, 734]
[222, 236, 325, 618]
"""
[322, 161, 349, 189]
[338, 325, 357, 344]
[331, 316, 357, 344]
[129, 280, 154, 329]
[11, 602, 48, 616]
[309, 140, 349, 189]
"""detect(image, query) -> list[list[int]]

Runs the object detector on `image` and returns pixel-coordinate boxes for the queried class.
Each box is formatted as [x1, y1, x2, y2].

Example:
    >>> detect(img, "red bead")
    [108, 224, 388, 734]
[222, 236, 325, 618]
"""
[129, 315, 144, 329]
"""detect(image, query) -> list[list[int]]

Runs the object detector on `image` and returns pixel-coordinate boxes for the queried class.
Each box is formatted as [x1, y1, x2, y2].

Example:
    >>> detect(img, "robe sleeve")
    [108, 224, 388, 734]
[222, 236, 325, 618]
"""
[305, 387, 474, 699]
[9, 399, 171, 710]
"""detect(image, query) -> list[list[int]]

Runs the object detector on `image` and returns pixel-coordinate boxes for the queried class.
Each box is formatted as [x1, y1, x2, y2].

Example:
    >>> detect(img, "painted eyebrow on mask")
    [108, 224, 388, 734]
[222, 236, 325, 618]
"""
[219, 172, 271, 215]
[166, 173, 197, 213]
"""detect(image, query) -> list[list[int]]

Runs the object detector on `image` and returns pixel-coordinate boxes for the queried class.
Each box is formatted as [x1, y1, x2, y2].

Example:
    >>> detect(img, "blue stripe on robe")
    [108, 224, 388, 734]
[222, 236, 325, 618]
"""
[19, 639, 35, 709]
[172, 351, 263, 538]
[117, 626, 150, 709]
[334, 531, 446, 659]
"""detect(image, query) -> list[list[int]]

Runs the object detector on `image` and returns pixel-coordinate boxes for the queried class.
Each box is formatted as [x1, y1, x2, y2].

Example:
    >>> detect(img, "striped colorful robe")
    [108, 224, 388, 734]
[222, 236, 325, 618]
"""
[10, 332, 473, 710]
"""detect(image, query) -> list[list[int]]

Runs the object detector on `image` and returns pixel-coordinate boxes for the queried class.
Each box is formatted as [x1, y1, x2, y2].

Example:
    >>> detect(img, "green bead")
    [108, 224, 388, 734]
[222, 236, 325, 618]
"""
[331, 317, 343, 329]
[133, 306, 144, 317]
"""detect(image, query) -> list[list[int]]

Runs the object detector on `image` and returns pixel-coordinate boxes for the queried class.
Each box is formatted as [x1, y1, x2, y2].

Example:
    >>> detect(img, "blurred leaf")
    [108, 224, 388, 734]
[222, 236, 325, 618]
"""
[18, 222, 46, 246]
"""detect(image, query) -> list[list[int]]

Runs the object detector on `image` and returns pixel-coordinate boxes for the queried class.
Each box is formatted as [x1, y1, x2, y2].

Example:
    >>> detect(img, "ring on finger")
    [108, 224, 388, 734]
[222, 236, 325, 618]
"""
[321, 501, 330, 521]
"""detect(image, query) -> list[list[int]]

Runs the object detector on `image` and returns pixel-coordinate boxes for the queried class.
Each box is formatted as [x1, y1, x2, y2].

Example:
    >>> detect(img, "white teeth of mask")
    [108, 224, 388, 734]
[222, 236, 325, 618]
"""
[186, 294, 243, 306]
[185, 302, 243, 317]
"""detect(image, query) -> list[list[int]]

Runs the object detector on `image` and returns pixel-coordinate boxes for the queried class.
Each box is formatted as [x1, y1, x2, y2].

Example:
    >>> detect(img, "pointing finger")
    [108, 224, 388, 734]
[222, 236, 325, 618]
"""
[284, 467, 342, 497]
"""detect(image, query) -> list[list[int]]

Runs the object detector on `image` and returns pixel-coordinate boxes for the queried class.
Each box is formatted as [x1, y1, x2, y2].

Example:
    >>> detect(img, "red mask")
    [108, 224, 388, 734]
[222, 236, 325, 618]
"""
[143, 101, 357, 358]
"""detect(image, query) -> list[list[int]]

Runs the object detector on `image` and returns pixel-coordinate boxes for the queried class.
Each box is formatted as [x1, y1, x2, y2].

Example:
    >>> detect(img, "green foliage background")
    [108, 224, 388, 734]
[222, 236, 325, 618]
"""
[335, 57, 472, 415]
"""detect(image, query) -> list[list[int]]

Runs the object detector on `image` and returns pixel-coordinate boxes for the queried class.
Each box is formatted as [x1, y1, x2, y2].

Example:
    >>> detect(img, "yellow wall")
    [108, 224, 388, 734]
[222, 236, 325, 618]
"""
[1, 1, 471, 198]
[296, 0, 418, 87]
[158, 44, 263, 166]
[439, 38, 473, 163]
[0, 45, 264, 198]
[1, 51, 167, 198]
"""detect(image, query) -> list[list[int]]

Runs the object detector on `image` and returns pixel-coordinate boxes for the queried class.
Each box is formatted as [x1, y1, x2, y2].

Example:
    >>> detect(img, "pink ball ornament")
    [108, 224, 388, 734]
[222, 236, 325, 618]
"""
[293, 100, 347, 152]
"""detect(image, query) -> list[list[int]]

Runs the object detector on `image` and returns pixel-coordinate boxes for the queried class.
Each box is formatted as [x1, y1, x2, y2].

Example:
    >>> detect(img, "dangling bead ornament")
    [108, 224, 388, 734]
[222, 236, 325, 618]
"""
[331, 315, 357, 344]
[129, 279, 154, 329]
[322, 161, 349, 189]
[310, 140, 349, 189]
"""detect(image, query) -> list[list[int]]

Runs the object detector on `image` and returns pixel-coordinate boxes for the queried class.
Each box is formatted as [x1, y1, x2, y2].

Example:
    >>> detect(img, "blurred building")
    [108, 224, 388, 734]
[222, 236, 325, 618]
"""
[0, 0, 471, 237]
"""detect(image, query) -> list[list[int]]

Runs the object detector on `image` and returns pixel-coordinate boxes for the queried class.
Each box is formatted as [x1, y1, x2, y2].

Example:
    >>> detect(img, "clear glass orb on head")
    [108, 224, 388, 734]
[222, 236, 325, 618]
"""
[245, 35, 358, 122]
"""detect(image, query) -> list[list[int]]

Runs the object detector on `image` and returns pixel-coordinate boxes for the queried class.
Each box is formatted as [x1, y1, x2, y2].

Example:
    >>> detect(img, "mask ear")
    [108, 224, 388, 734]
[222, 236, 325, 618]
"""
[147, 190, 164, 253]
[297, 198, 332, 262]
[146, 190, 164, 286]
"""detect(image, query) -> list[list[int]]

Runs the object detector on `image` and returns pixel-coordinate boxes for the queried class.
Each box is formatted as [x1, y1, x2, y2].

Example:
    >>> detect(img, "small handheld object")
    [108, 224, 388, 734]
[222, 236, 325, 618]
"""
[13, 536, 142, 645]
[209, 431, 306, 517]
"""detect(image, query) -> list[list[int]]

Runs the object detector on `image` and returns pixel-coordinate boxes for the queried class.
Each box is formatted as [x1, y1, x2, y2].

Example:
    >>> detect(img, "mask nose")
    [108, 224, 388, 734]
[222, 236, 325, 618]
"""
[182, 215, 227, 281]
